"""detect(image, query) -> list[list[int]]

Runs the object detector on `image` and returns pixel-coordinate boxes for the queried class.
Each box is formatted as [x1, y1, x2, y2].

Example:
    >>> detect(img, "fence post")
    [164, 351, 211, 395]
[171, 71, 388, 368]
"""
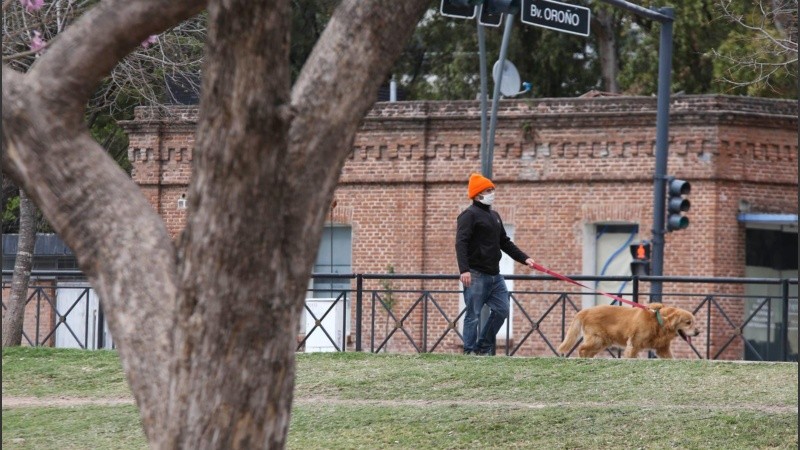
[35, 290, 41, 347]
[767, 296, 772, 359]
[84, 289, 90, 350]
[560, 293, 566, 343]
[632, 276, 639, 304]
[782, 279, 789, 361]
[356, 274, 363, 352]
[342, 292, 348, 353]
[707, 298, 711, 360]
[423, 293, 428, 353]
[371, 292, 376, 353]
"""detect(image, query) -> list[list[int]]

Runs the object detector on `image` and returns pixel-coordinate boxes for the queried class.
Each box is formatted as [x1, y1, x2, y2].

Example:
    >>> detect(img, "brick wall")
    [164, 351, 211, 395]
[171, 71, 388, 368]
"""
[121, 95, 798, 359]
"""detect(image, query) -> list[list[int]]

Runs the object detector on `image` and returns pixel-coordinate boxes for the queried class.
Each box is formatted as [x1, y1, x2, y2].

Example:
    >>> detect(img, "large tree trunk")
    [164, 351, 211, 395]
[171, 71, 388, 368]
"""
[593, 7, 619, 93]
[2, 189, 36, 347]
[3, 0, 428, 447]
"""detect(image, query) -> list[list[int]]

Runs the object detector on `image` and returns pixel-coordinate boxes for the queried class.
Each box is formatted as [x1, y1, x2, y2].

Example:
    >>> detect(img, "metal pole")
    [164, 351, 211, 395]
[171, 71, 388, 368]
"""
[486, 13, 515, 179]
[767, 296, 772, 358]
[649, 7, 673, 302]
[370, 292, 375, 353]
[356, 274, 363, 351]
[342, 292, 347, 352]
[781, 279, 789, 361]
[478, 22, 489, 176]
[423, 293, 428, 353]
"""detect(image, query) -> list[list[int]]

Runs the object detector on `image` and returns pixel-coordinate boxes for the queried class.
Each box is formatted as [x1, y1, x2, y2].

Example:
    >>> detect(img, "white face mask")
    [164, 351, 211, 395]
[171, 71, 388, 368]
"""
[477, 192, 495, 206]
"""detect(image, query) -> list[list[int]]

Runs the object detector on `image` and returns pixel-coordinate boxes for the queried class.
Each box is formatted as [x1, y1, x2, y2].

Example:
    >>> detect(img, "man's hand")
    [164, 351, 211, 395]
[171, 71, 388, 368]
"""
[460, 271, 471, 288]
[525, 258, 537, 269]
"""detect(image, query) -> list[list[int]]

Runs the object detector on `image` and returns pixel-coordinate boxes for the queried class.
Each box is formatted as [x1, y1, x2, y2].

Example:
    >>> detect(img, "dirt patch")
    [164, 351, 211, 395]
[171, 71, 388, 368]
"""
[3, 396, 134, 409]
[3, 395, 796, 415]
[293, 397, 798, 414]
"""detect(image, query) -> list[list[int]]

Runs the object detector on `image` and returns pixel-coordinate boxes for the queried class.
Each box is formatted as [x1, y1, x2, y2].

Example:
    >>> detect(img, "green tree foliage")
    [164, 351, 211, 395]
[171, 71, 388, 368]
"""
[3, 196, 20, 233]
[618, 0, 796, 98]
[618, 0, 732, 95]
[712, 0, 797, 97]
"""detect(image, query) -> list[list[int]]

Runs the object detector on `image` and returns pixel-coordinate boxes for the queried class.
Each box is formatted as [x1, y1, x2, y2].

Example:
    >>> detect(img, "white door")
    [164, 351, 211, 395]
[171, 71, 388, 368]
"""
[55, 283, 113, 349]
[304, 298, 345, 352]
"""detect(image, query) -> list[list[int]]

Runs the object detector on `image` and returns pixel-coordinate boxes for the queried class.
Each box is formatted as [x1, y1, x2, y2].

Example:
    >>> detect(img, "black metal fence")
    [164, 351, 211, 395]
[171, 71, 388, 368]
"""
[303, 273, 798, 361]
[4, 271, 798, 361]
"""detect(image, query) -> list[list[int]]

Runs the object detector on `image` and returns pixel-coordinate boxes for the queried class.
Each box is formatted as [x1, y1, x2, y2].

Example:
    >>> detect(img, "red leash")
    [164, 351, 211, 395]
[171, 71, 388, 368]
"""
[530, 262, 647, 310]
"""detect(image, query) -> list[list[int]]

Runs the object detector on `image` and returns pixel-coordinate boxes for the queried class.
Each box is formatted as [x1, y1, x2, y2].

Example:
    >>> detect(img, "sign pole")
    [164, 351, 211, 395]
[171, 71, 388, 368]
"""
[478, 21, 490, 177]
[649, 7, 674, 302]
[486, 13, 515, 179]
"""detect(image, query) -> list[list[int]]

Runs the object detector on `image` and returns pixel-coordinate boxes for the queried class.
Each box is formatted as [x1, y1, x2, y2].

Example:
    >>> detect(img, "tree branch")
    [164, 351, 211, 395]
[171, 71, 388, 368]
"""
[1, 0, 205, 430]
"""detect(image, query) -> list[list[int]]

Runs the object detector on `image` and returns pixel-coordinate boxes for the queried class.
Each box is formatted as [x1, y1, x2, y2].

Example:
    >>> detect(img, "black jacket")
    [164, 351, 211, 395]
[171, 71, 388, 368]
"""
[455, 201, 530, 275]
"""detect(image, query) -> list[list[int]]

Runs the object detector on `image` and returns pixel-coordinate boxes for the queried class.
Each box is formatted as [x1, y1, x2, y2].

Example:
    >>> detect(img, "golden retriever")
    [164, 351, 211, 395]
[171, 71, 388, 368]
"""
[557, 303, 700, 358]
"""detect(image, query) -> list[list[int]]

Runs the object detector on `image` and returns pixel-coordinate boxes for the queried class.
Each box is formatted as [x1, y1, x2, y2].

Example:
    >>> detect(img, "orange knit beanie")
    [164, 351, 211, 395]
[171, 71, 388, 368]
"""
[468, 173, 495, 199]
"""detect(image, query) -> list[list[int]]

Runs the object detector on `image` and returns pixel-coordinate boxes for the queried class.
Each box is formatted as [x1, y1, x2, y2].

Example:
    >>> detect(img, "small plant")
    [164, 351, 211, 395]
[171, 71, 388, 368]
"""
[520, 121, 534, 142]
[379, 264, 396, 313]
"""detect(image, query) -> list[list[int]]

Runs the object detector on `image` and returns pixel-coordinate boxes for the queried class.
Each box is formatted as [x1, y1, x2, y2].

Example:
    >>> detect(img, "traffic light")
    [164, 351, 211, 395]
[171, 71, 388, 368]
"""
[441, 0, 520, 20]
[666, 177, 691, 231]
[440, 0, 480, 19]
[478, 2, 503, 26]
[629, 241, 651, 276]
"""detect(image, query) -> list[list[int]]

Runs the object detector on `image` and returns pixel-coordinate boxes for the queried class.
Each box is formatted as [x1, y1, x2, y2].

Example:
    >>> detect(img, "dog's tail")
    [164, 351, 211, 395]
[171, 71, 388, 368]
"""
[557, 313, 583, 356]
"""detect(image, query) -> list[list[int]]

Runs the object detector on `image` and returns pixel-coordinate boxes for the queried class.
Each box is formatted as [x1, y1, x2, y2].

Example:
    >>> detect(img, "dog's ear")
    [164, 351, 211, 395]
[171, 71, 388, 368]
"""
[660, 308, 681, 332]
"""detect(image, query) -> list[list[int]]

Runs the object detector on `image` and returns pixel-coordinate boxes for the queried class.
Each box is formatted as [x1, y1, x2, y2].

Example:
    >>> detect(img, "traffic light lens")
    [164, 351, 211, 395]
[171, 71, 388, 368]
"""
[668, 198, 690, 212]
[668, 215, 689, 230]
[669, 179, 691, 196]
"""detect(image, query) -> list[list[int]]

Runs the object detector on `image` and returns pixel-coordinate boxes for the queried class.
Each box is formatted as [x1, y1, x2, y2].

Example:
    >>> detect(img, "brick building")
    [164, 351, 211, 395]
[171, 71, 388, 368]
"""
[121, 95, 798, 359]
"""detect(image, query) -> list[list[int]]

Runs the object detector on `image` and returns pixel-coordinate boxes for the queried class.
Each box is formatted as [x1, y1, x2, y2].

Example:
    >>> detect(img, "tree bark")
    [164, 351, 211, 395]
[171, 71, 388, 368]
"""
[593, 7, 619, 94]
[3, 0, 428, 448]
[2, 188, 36, 347]
[167, 1, 430, 447]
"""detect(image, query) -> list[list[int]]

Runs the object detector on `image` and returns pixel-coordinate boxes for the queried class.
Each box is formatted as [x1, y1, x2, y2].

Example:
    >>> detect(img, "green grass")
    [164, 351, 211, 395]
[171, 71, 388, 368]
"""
[3, 348, 797, 449]
[294, 353, 797, 410]
[2, 347, 130, 398]
[2, 405, 147, 450]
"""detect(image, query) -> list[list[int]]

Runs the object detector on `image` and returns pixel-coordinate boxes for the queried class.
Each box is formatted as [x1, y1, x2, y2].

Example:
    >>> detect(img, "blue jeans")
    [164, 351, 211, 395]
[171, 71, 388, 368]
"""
[462, 270, 509, 354]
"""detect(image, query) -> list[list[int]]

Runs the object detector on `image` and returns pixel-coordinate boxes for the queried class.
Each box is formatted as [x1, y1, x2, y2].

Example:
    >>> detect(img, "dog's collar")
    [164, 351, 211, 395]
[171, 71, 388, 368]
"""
[653, 309, 664, 327]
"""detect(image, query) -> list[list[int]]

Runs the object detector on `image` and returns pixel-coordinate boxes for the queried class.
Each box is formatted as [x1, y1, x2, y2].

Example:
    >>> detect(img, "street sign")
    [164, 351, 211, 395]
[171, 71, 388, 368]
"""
[440, 0, 477, 20]
[478, 3, 503, 27]
[520, 0, 591, 37]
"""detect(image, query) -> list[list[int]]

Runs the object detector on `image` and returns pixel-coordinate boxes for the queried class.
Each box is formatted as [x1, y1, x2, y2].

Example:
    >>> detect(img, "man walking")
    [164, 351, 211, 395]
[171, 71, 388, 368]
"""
[456, 173, 536, 355]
